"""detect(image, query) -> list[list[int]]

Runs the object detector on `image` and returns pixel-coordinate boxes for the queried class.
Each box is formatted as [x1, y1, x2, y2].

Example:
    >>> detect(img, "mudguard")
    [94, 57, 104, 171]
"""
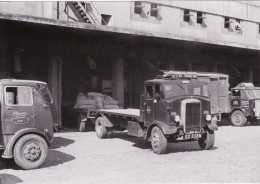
[99, 115, 114, 127]
[207, 119, 218, 131]
[2, 128, 53, 159]
[144, 121, 177, 140]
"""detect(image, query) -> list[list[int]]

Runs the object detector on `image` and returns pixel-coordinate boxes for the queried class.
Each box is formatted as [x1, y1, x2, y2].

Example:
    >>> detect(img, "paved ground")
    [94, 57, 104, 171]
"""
[0, 124, 260, 184]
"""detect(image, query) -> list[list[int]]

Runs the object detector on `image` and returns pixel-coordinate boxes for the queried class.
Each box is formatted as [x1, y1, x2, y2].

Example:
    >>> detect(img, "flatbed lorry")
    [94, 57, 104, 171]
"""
[94, 71, 218, 154]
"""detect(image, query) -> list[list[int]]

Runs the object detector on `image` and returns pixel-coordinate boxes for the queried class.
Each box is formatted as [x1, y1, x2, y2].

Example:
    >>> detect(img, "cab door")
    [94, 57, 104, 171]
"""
[144, 85, 154, 126]
[1, 86, 35, 135]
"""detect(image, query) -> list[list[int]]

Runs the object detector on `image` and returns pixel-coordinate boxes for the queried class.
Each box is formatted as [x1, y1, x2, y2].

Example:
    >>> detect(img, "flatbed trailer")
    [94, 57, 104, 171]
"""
[92, 72, 219, 154]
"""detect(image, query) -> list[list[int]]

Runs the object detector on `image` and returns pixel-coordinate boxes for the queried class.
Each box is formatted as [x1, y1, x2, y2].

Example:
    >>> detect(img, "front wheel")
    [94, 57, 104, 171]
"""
[13, 134, 48, 170]
[95, 117, 108, 139]
[151, 126, 167, 154]
[198, 129, 215, 150]
[231, 110, 247, 126]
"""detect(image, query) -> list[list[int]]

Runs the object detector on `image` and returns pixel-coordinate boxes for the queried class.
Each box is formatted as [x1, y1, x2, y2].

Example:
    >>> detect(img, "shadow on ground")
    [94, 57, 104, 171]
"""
[109, 131, 218, 154]
[50, 137, 75, 149]
[0, 174, 23, 184]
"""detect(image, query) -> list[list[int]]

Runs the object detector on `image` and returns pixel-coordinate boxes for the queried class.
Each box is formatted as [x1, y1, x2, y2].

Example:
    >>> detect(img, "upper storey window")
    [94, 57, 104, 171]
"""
[183, 9, 191, 22]
[134, 1, 143, 14]
[150, 3, 160, 17]
[224, 17, 230, 28]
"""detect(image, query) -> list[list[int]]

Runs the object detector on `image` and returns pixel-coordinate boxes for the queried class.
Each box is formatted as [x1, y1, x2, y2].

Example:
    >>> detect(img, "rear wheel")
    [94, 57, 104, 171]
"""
[198, 129, 215, 150]
[95, 117, 108, 139]
[151, 126, 167, 154]
[231, 110, 247, 126]
[13, 134, 48, 170]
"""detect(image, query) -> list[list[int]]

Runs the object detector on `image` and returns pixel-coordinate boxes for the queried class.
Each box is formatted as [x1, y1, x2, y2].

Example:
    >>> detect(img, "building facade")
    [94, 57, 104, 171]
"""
[0, 1, 259, 127]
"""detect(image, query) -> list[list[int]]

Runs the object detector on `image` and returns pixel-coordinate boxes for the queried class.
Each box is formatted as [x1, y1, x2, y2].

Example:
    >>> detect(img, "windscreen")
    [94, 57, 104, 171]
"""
[246, 89, 260, 99]
[163, 83, 209, 99]
[38, 84, 53, 104]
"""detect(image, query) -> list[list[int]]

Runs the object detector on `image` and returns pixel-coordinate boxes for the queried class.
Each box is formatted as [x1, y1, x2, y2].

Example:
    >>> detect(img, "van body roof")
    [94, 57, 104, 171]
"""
[0, 79, 47, 86]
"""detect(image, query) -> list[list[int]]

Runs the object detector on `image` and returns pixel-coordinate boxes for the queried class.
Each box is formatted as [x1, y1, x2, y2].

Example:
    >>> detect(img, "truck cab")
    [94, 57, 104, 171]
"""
[95, 71, 218, 154]
[230, 82, 260, 126]
[0, 79, 56, 169]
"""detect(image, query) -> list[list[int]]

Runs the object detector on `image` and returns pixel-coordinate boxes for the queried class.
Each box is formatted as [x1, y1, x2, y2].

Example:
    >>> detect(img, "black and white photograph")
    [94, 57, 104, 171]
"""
[0, 1, 260, 183]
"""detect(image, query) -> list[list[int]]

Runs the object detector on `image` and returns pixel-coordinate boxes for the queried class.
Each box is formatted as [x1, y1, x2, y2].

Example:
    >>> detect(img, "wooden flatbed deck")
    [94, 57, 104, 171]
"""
[100, 108, 140, 119]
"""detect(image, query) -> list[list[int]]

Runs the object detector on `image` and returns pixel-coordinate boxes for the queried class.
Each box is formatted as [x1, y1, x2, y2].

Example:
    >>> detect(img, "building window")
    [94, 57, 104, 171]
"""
[183, 9, 191, 22]
[259, 24, 260, 34]
[224, 17, 230, 28]
[150, 3, 159, 17]
[134, 1, 143, 14]
[197, 11, 203, 24]
[101, 14, 112, 25]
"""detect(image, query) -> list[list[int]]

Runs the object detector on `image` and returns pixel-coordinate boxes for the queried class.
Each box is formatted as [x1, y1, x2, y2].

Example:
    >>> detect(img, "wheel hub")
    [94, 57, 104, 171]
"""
[152, 132, 159, 148]
[24, 143, 41, 161]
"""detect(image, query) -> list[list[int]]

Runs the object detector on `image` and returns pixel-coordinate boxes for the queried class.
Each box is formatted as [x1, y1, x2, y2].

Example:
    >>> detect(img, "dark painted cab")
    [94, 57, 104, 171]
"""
[0, 79, 56, 169]
[230, 82, 260, 126]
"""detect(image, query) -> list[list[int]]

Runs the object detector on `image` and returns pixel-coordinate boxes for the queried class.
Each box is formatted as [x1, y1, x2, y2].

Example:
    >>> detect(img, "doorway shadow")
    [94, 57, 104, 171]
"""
[0, 174, 23, 184]
[109, 131, 218, 154]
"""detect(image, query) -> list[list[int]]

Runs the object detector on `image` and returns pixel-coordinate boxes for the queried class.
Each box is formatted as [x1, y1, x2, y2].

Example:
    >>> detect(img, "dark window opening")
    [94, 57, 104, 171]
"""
[150, 3, 158, 17]
[259, 24, 260, 34]
[197, 11, 203, 24]
[101, 14, 112, 25]
[224, 17, 230, 28]
[184, 9, 190, 22]
[235, 19, 242, 33]
[146, 86, 153, 99]
[5, 87, 32, 105]
[134, 1, 142, 14]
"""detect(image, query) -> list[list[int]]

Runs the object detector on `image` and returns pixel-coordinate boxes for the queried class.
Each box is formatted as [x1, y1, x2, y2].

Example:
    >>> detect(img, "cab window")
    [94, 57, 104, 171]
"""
[232, 90, 240, 97]
[145, 86, 153, 99]
[34, 88, 45, 106]
[5, 86, 33, 106]
[155, 84, 164, 100]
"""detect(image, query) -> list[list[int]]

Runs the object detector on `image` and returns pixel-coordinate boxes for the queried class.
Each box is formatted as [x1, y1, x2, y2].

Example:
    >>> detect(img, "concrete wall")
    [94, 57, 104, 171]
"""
[0, 1, 260, 49]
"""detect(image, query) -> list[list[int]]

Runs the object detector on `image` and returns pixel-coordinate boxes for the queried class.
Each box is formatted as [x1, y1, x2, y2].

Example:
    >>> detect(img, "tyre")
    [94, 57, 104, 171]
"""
[13, 134, 48, 170]
[79, 121, 85, 132]
[198, 129, 215, 150]
[231, 110, 247, 126]
[95, 117, 108, 139]
[151, 126, 167, 154]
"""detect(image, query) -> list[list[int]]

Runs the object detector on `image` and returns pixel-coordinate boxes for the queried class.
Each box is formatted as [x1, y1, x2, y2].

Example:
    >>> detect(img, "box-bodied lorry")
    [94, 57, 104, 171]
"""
[0, 79, 56, 169]
[94, 71, 218, 154]
[186, 71, 260, 126]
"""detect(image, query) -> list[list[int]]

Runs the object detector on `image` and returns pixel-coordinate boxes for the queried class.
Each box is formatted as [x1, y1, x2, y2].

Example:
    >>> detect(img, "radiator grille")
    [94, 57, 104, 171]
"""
[185, 102, 201, 133]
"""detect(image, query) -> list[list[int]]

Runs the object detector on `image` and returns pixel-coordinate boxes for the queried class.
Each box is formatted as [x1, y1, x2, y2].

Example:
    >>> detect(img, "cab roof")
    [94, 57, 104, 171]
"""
[144, 79, 207, 85]
[0, 79, 47, 86]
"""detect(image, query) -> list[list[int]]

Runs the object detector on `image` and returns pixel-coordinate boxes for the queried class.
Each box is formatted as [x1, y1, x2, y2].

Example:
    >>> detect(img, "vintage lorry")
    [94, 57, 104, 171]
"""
[229, 82, 260, 126]
[169, 71, 260, 126]
[94, 71, 218, 154]
[0, 79, 56, 169]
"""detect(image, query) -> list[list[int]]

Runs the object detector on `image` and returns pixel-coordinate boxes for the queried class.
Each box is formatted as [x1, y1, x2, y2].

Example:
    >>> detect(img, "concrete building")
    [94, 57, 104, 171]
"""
[0, 1, 259, 127]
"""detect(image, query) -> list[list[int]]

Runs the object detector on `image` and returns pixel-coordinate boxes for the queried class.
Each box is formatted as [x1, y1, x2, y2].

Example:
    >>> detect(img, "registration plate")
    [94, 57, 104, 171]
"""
[184, 133, 201, 140]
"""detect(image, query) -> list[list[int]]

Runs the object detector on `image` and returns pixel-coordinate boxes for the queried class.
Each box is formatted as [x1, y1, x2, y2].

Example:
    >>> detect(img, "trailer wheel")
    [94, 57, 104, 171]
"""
[13, 134, 48, 170]
[151, 126, 167, 154]
[231, 110, 247, 126]
[198, 129, 215, 150]
[95, 117, 108, 139]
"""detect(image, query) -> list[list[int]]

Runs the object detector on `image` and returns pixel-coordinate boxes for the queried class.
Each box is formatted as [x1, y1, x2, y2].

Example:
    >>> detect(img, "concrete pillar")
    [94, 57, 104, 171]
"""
[0, 28, 11, 79]
[213, 64, 218, 72]
[188, 61, 192, 71]
[169, 61, 175, 70]
[248, 66, 253, 83]
[112, 56, 124, 108]
[48, 55, 62, 127]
